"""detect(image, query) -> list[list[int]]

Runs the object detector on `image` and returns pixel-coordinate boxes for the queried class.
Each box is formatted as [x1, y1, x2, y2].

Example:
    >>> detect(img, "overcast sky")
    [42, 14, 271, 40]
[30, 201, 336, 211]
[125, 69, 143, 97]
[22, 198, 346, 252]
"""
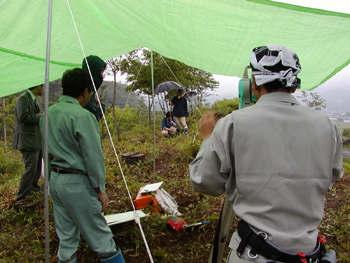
[274, 0, 350, 14]
[212, 0, 350, 96]
[213, 65, 350, 97]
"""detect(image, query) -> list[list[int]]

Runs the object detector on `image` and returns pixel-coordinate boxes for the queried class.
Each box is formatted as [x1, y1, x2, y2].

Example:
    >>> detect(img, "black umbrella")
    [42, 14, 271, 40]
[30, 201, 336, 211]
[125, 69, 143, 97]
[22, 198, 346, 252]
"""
[154, 81, 181, 95]
[153, 81, 182, 115]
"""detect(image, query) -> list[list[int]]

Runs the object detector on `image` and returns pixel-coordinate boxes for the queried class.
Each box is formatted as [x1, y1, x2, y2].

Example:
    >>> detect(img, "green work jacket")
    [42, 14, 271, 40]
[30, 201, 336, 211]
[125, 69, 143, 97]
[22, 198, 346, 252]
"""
[40, 95, 106, 192]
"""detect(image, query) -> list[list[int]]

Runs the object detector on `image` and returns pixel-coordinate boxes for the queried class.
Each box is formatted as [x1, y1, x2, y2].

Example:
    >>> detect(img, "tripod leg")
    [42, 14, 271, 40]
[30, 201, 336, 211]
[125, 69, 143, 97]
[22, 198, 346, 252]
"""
[209, 197, 234, 263]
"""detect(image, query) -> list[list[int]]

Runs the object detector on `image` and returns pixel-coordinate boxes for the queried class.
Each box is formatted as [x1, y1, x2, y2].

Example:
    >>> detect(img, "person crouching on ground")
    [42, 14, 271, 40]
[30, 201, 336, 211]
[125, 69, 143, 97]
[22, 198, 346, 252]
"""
[161, 111, 178, 137]
[40, 68, 125, 263]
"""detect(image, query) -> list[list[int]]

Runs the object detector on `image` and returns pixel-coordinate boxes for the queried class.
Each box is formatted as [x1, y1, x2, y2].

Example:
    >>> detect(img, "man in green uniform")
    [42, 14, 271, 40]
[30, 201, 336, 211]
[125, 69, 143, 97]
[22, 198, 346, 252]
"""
[40, 68, 125, 263]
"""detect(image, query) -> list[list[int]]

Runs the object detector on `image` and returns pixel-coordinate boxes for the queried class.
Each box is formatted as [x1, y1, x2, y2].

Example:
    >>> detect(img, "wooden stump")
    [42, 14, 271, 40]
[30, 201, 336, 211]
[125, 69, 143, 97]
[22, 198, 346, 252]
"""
[122, 152, 145, 164]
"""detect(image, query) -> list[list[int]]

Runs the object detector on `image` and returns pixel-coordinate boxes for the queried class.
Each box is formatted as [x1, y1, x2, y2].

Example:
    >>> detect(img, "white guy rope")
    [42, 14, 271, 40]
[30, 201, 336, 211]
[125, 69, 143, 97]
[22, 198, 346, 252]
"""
[0, 0, 7, 7]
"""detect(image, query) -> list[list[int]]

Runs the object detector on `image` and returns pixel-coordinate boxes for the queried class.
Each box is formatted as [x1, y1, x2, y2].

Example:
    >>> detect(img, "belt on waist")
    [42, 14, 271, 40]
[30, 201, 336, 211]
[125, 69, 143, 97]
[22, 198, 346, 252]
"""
[52, 167, 83, 175]
[236, 219, 325, 263]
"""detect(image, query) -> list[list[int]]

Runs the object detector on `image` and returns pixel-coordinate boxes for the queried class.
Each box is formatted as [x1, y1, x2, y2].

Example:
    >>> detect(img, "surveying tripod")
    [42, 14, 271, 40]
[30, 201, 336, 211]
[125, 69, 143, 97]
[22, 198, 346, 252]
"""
[208, 66, 255, 263]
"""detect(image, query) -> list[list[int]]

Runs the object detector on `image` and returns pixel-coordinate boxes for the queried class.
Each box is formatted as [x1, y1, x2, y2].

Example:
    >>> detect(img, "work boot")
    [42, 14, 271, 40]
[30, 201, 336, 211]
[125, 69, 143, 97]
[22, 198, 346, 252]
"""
[176, 128, 181, 136]
[183, 127, 188, 136]
[100, 249, 125, 263]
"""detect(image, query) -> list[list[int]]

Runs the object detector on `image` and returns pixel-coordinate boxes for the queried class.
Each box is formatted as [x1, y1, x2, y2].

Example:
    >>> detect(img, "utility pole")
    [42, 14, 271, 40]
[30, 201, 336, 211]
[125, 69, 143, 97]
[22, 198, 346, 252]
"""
[1, 97, 6, 143]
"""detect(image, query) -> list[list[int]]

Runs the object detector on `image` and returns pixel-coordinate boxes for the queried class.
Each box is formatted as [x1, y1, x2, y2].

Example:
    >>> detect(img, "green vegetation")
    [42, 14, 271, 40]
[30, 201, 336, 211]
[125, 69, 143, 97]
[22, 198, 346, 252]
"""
[211, 98, 239, 116]
[119, 49, 219, 102]
[0, 100, 349, 262]
[342, 128, 350, 139]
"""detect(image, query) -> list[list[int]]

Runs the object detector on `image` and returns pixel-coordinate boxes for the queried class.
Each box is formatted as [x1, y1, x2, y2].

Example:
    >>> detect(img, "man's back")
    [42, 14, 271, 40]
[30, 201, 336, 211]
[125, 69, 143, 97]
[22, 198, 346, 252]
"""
[43, 95, 105, 184]
[228, 92, 343, 252]
[190, 45, 343, 262]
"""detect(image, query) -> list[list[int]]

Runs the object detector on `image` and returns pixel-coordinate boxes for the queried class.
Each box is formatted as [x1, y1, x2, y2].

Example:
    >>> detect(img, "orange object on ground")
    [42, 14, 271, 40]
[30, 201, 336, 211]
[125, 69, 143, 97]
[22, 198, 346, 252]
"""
[133, 187, 159, 212]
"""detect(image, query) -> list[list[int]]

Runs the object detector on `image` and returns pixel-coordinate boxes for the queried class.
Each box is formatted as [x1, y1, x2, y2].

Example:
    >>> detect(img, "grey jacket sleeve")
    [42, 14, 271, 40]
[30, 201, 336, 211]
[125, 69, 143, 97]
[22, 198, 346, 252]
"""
[189, 119, 234, 196]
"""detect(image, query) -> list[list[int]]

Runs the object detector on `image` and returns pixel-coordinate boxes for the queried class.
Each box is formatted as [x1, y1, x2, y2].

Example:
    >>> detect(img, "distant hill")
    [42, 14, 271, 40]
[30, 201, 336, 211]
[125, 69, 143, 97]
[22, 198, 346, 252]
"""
[48, 79, 62, 101]
[99, 81, 145, 108]
[48, 80, 144, 108]
[206, 87, 350, 115]
[308, 86, 350, 115]
[206, 92, 236, 104]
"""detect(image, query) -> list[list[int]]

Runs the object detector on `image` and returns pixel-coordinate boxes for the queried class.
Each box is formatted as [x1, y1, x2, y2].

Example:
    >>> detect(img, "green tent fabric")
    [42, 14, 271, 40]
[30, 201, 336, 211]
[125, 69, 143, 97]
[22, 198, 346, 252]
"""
[1, 0, 349, 97]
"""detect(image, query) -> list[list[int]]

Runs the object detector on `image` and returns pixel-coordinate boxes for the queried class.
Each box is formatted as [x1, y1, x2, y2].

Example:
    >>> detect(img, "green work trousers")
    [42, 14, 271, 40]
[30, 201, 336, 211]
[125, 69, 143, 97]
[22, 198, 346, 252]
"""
[49, 172, 117, 262]
[16, 150, 42, 200]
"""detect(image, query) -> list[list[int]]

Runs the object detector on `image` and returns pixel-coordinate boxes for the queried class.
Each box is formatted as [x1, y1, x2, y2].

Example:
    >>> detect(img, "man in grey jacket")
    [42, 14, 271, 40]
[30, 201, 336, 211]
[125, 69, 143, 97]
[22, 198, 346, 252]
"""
[190, 45, 343, 262]
[13, 84, 44, 201]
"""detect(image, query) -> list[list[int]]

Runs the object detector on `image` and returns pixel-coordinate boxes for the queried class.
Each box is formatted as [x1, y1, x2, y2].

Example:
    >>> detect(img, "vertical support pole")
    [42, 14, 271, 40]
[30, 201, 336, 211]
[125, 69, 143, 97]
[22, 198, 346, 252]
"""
[1, 97, 6, 143]
[150, 50, 156, 179]
[44, 0, 53, 262]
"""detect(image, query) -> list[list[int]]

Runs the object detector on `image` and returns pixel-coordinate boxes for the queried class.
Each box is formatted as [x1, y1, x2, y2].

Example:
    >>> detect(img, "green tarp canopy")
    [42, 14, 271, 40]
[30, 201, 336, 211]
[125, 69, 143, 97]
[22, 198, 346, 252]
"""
[1, 0, 349, 97]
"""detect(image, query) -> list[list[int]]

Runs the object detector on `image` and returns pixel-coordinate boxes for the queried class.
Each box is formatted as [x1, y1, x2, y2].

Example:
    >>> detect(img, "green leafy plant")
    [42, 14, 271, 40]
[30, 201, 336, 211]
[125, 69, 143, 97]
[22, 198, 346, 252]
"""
[211, 98, 239, 116]
[342, 128, 350, 139]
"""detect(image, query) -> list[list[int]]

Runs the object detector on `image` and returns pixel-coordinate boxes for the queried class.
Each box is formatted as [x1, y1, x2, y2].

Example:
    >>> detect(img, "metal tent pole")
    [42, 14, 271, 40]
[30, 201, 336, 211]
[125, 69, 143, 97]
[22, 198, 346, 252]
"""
[150, 50, 156, 178]
[1, 97, 6, 143]
[44, 0, 53, 262]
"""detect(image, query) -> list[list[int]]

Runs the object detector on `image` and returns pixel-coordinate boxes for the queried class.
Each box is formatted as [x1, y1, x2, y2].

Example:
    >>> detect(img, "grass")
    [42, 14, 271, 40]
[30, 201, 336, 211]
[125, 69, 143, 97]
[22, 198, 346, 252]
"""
[0, 114, 349, 262]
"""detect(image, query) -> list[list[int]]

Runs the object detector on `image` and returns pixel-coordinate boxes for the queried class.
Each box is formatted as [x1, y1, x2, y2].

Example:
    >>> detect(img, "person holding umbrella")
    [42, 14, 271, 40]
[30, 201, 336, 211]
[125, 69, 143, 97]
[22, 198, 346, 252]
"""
[170, 88, 189, 135]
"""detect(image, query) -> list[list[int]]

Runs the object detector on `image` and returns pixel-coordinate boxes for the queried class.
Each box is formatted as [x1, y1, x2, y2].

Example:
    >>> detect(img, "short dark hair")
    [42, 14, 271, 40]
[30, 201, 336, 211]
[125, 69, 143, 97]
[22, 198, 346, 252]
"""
[62, 68, 93, 98]
[29, 84, 43, 90]
[166, 111, 172, 118]
[263, 79, 293, 93]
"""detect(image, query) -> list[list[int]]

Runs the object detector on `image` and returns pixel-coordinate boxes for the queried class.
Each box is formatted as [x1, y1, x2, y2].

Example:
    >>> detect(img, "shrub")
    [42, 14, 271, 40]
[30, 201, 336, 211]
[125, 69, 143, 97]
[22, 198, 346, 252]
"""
[342, 128, 350, 139]
[0, 143, 23, 192]
[211, 98, 239, 116]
